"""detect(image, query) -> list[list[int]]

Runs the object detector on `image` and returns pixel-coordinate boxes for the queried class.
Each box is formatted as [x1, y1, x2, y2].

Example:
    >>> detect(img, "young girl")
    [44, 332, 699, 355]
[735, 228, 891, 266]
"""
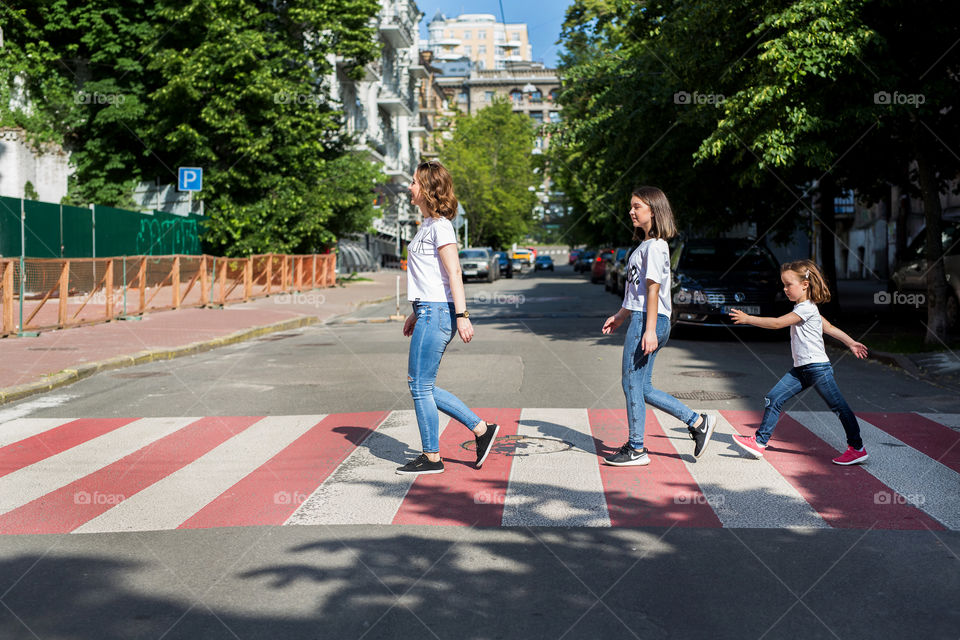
[601, 187, 717, 465]
[729, 259, 869, 465]
[397, 161, 499, 475]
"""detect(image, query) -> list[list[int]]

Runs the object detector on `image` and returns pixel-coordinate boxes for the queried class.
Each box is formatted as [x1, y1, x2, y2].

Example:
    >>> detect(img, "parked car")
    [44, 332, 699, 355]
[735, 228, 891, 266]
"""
[890, 219, 960, 329]
[605, 247, 631, 293]
[591, 249, 615, 283]
[670, 238, 788, 327]
[568, 249, 582, 265]
[574, 250, 596, 273]
[459, 248, 499, 282]
[493, 251, 514, 278]
[535, 255, 554, 271]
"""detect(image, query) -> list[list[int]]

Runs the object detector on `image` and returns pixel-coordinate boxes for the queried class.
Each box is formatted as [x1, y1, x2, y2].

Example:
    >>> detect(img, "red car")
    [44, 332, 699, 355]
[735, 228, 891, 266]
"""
[591, 249, 615, 284]
[568, 249, 581, 265]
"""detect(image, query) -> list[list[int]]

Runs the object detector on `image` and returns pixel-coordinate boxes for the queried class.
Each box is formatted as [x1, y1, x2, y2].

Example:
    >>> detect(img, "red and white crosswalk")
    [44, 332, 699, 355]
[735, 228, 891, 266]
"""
[0, 409, 957, 534]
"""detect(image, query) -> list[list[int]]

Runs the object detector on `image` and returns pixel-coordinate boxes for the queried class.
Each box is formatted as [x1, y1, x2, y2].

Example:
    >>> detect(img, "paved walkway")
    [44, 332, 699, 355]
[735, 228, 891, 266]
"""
[0, 271, 407, 402]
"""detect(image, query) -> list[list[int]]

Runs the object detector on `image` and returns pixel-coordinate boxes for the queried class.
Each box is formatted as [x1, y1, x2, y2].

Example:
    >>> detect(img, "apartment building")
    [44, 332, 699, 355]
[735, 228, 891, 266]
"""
[425, 13, 531, 70]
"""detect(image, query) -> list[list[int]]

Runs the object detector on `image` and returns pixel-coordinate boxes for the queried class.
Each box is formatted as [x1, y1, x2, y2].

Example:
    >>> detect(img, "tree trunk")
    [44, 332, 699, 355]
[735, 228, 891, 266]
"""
[914, 145, 950, 345]
[817, 176, 841, 314]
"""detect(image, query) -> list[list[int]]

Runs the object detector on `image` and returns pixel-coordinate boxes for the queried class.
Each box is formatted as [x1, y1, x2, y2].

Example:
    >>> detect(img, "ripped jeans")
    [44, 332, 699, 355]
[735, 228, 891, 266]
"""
[407, 301, 482, 453]
[754, 362, 862, 448]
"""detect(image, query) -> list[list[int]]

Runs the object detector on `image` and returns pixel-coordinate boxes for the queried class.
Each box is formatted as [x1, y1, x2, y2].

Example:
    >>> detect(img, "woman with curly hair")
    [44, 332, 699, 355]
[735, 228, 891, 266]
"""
[396, 161, 499, 475]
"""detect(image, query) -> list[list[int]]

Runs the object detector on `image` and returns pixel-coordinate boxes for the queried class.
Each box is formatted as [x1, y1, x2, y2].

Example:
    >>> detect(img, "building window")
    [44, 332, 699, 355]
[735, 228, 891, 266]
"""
[511, 31, 519, 41]
[463, 31, 471, 39]
[478, 45, 486, 55]
[510, 89, 523, 104]
[549, 111, 561, 124]
[478, 30, 486, 39]
[530, 111, 543, 123]
[495, 31, 505, 42]
[549, 89, 560, 102]
[485, 91, 495, 102]
[529, 90, 542, 102]
[458, 89, 468, 103]
[464, 45, 471, 55]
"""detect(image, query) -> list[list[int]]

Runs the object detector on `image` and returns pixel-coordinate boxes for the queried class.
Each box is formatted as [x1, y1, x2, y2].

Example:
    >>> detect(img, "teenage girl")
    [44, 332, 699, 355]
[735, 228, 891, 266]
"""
[601, 186, 717, 466]
[729, 259, 869, 465]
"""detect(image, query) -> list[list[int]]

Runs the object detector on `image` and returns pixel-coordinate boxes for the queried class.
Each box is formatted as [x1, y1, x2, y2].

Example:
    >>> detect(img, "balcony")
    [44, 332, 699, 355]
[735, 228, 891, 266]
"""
[377, 81, 414, 117]
[409, 64, 429, 80]
[408, 125, 427, 137]
[379, 10, 417, 48]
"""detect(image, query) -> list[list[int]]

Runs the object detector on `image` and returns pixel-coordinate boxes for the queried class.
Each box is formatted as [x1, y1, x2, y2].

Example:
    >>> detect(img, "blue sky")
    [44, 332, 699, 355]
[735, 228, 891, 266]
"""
[416, 0, 569, 67]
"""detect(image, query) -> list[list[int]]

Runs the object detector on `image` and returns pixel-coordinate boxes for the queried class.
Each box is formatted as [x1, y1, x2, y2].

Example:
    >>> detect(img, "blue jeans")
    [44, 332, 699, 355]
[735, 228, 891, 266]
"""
[755, 362, 863, 449]
[622, 312, 699, 449]
[408, 301, 482, 453]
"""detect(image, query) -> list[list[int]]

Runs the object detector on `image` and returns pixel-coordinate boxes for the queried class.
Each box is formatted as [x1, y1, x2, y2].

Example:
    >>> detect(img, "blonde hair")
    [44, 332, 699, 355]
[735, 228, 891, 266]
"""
[782, 260, 831, 304]
[415, 161, 458, 220]
[632, 186, 678, 241]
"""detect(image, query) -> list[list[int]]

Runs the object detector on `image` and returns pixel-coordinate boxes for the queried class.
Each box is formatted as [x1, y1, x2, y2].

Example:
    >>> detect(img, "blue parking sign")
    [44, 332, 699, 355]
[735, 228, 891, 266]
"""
[178, 167, 203, 191]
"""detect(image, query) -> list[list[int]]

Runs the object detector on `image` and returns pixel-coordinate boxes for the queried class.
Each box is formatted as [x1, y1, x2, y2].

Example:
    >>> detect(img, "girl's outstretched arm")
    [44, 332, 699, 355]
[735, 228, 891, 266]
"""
[822, 317, 869, 358]
[729, 308, 802, 330]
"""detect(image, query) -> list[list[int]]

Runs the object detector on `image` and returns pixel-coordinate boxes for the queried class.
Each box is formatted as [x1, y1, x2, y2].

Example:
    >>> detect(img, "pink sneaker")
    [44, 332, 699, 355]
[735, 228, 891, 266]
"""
[832, 446, 868, 465]
[732, 434, 766, 459]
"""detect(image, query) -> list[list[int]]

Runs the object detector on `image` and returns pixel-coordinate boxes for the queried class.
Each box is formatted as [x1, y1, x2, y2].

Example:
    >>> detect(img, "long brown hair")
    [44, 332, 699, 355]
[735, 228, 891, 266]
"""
[415, 160, 458, 220]
[631, 186, 678, 242]
[782, 259, 832, 304]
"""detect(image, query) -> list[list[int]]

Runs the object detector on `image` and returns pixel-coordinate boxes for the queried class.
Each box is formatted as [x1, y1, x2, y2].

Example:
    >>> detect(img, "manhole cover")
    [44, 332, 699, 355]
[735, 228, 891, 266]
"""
[670, 390, 744, 401]
[257, 333, 299, 341]
[679, 371, 746, 379]
[26, 347, 78, 351]
[111, 371, 171, 379]
[461, 434, 573, 456]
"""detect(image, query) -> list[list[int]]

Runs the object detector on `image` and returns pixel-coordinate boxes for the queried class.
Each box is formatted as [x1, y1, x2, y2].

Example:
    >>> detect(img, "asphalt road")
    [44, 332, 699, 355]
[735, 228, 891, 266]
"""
[1, 264, 958, 640]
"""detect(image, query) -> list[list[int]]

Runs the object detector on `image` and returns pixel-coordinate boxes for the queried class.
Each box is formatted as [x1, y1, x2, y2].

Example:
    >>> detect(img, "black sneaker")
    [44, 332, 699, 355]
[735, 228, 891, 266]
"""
[603, 443, 650, 466]
[691, 413, 716, 459]
[396, 454, 444, 475]
[474, 423, 500, 468]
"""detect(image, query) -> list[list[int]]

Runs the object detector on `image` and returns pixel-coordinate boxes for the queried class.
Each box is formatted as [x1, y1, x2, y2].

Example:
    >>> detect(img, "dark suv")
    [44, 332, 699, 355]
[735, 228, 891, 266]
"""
[671, 238, 789, 327]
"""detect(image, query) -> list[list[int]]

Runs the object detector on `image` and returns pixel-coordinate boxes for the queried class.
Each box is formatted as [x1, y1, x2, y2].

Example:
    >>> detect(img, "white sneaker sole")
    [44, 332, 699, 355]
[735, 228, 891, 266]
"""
[732, 436, 765, 459]
[475, 423, 500, 469]
[694, 415, 717, 459]
[396, 467, 445, 475]
[603, 456, 651, 466]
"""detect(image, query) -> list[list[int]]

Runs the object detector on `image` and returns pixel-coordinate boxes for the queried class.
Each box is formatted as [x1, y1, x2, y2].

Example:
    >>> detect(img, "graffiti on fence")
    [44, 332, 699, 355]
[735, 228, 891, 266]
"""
[136, 218, 201, 255]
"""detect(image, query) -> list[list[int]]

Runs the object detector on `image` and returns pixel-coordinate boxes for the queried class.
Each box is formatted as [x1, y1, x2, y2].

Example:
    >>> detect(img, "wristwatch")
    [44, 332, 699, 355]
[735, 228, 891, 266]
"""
[456, 310, 470, 318]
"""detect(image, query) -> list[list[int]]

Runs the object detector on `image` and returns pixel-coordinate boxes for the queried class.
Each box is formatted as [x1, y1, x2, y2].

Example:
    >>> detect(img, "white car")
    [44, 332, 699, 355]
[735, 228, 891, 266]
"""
[459, 248, 499, 282]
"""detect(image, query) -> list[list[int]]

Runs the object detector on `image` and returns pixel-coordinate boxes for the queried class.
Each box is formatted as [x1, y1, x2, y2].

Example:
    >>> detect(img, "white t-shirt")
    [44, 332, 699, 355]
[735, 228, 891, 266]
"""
[622, 238, 672, 317]
[407, 216, 458, 302]
[790, 300, 830, 367]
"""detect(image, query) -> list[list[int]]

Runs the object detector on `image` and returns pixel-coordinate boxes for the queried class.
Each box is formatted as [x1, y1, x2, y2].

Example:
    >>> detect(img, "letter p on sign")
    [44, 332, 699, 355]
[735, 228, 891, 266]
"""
[178, 167, 203, 192]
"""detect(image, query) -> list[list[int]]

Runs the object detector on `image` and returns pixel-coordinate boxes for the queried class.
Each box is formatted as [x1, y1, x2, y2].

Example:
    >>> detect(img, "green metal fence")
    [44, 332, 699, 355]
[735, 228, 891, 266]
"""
[0, 197, 206, 259]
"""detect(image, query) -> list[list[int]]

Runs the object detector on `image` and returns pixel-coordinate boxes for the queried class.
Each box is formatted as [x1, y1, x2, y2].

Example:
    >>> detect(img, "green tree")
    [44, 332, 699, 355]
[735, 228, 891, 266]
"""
[0, 0, 385, 256]
[440, 100, 538, 248]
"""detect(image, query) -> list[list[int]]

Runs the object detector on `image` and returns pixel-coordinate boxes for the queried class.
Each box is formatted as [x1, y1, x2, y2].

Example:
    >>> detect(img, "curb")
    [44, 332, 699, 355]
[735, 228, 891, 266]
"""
[829, 344, 960, 392]
[0, 316, 318, 406]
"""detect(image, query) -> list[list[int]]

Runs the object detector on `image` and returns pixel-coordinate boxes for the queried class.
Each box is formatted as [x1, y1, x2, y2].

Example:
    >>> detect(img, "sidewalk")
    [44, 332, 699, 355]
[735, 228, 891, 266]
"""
[0, 270, 407, 404]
